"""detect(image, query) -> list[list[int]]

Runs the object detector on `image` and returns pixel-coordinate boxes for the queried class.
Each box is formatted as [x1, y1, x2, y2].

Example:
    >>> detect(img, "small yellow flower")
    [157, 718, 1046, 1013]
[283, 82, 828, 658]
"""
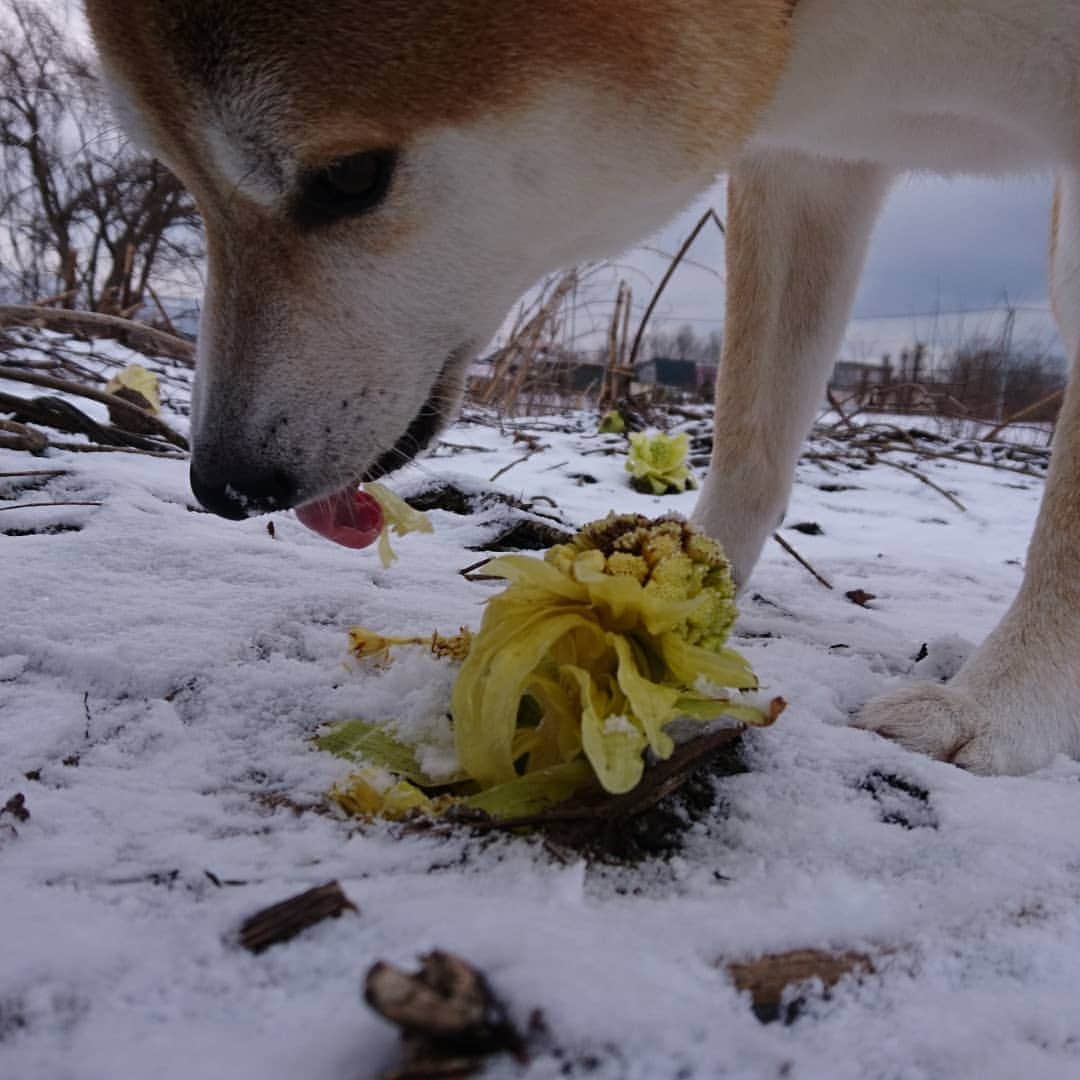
[348, 626, 472, 663]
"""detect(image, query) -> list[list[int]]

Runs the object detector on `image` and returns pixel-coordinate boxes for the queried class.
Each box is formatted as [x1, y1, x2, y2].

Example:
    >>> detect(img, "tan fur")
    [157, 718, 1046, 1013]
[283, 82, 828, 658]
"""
[1050, 180, 1064, 332]
[86, 1, 792, 215]
[693, 151, 891, 580]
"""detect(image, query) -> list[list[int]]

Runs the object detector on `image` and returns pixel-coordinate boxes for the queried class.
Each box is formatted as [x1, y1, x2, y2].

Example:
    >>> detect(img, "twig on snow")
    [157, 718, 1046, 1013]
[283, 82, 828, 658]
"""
[875, 456, 967, 512]
[771, 532, 834, 590]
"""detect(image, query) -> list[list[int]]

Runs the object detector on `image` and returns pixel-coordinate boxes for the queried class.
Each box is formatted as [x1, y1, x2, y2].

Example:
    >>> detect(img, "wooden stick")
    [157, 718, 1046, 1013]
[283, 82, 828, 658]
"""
[30, 288, 79, 308]
[488, 452, 534, 483]
[984, 387, 1065, 441]
[0, 419, 48, 453]
[465, 726, 748, 831]
[0, 501, 102, 512]
[46, 440, 185, 459]
[0, 469, 69, 478]
[0, 368, 188, 449]
[0, 304, 195, 363]
[238, 881, 358, 953]
[876, 456, 967, 512]
[627, 207, 725, 371]
[826, 388, 859, 435]
[772, 532, 834, 590]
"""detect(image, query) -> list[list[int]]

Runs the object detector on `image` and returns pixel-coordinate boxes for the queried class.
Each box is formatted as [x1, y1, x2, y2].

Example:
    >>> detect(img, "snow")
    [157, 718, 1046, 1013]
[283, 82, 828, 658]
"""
[4, 355, 1080, 1079]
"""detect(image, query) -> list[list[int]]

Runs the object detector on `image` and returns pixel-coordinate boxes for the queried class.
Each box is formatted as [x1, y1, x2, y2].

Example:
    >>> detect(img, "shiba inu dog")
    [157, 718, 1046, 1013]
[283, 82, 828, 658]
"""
[84, 0, 1080, 777]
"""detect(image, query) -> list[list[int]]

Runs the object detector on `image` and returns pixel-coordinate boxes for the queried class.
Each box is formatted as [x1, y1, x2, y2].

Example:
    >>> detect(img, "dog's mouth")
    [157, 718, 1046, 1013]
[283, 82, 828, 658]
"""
[294, 487, 385, 549]
[293, 345, 467, 549]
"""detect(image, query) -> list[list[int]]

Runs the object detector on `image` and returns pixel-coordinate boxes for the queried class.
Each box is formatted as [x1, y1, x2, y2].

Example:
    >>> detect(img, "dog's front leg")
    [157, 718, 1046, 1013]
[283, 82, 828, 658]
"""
[692, 151, 891, 585]
[855, 364, 1080, 773]
[855, 176, 1080, 775]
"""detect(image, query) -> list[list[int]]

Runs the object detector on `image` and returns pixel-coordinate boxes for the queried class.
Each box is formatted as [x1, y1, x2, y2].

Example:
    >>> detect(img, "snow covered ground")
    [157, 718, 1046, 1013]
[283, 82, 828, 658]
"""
[4, 358, 1080, 1079]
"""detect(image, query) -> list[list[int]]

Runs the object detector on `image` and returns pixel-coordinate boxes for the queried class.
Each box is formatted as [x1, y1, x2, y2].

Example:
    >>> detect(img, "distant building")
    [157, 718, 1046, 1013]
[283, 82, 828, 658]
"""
[831, 360, 892, 392]
[636, 357, 698, 391]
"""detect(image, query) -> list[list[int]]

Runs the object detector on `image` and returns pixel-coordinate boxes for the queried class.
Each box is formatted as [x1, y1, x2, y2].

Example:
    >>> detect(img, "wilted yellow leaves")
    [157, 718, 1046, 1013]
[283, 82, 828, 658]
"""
[320, 514, 781, 820]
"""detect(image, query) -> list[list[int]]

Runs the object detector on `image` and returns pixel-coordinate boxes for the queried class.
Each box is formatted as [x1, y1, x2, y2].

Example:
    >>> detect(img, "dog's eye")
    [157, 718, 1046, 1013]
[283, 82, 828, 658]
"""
[321, 153, 387, 200]
[294, 150, 396, 227]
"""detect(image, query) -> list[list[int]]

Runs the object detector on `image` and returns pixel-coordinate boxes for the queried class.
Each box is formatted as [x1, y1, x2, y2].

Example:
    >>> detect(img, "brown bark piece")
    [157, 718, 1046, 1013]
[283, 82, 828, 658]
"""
[365, 951, 524, 1079]
[728, 949, 875, 1024]
[846, 589, 877, 608]
[238, 880, 358, 954]
[0, 419, 48, 453]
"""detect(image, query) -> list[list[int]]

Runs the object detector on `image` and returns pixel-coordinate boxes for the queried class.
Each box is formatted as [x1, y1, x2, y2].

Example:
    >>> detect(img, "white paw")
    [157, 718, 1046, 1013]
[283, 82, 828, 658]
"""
[853, 682, 1059, 776]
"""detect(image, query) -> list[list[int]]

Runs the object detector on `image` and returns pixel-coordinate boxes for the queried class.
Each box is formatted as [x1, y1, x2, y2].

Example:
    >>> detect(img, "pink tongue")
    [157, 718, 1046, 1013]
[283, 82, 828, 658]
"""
[294, 488, 384, 549]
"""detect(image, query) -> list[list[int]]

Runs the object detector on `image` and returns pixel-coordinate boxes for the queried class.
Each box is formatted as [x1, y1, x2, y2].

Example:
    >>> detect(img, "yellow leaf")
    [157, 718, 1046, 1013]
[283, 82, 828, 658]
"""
[106, 364, 160, 414]
[364, 482, 433, 568]
[330, 767, 442, 820]
[453, 610, 604, 786]
[462, 759, 595, 818]
[610, 635, 679, 759]
[565, 665, 648, 795]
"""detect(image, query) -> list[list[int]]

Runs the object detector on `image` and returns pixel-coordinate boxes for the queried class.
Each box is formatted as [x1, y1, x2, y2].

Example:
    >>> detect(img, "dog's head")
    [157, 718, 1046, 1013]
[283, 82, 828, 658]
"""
[85, 1, 789, 526]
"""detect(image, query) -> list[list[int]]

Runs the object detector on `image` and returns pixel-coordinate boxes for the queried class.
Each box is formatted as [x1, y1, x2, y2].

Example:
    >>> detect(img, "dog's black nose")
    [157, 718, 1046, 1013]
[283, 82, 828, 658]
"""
[190, 462, 298, 520]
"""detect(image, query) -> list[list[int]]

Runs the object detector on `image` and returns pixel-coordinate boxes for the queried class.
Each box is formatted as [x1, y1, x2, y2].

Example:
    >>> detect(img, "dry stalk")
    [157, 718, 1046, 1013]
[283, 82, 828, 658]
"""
[480, 269, 578, 415]
[826, 388, 859, 435]
[488, 453, 534, 483]
[0, 501, 102, 512]
[875, 456, 967, 512]
[47, 441, 185, 458]
[0, 418, 48, 453]
[0, 305, 195, 364]
[984, 387, 1066, 441]
[627, 207, 725, 371]
[145, 284, 183, 341]
[0, 367, 188, 450]
[771, 532, 834, 590]
[600, 280, 635, 409]
[0, 469, 68, 478]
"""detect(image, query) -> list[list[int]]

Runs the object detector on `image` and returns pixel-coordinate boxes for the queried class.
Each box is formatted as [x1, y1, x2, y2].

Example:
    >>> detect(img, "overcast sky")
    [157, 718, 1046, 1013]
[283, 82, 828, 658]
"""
[630, 172, 1055, 338]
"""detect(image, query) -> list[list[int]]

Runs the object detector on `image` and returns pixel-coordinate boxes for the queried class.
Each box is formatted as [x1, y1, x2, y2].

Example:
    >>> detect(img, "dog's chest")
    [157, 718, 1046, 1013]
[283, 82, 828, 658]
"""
[750, 0, 1080, 172]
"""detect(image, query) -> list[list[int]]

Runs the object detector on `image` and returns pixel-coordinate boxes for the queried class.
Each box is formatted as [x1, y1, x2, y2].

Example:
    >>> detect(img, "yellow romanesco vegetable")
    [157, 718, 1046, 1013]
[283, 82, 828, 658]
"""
[452, 514, 775, 796]
[626, 432, 694, 495]
[598, 410, 626, 434]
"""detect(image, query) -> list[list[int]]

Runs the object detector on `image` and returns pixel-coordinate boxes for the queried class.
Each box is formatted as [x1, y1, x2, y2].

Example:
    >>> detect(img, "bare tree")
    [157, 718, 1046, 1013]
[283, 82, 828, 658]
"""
[644, 324, 721, 366]
[0, 0, 202, 314]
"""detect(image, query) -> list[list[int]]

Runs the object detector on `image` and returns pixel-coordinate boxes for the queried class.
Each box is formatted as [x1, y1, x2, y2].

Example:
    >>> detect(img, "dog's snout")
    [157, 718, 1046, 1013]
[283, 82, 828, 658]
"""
[190, 462, 298, 520]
